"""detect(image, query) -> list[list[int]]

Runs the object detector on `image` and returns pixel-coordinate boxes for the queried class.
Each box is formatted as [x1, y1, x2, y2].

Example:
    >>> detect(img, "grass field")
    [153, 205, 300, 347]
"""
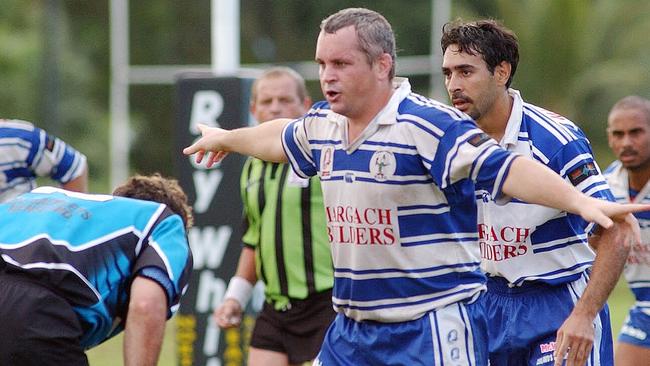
[86, 280, 635, 365]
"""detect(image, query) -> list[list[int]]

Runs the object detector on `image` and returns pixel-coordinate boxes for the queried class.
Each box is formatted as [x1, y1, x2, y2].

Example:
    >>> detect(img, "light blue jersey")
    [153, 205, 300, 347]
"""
[0, 187, 192, 349]
[0, 119, 87, 203]
[282, 78, 516, 323]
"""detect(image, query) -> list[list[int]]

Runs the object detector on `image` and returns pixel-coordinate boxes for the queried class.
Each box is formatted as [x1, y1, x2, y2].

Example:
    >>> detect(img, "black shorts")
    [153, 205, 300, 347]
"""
[0, 270, 88, 366]
[250, 289, 336, 364]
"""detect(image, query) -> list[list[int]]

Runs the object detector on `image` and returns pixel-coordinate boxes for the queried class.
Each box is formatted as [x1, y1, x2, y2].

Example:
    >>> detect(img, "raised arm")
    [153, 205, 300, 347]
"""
[502, 156, 650, 229]
[503, 157, 649, 228]
[123, 276, 168, 366]
[183, 118, 292, 167]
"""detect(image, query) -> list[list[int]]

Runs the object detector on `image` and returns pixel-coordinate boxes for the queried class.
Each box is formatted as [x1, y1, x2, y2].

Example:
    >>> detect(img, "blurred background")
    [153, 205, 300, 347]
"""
[3, 0, 647, 364]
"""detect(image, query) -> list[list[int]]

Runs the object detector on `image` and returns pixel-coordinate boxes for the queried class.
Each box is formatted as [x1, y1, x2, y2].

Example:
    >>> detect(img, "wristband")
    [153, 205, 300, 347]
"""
[223, 276, 253, 307]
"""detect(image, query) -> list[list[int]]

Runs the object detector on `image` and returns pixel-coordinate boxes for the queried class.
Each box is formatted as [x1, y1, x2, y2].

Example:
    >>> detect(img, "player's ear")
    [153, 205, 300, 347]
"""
[249, 100, 256, 116]
[375, 53, 393, 80]
[494, 61, 511, 87]
[302, 96, 313, 111]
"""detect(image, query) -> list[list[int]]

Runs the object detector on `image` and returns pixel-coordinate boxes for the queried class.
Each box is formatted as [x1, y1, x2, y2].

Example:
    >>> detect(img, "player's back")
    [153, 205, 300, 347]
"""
[0, 186, 173, 347]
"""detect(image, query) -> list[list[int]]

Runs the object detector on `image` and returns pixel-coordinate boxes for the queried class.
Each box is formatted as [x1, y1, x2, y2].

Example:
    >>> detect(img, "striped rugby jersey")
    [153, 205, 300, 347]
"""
[281, 78, 517, 322]
[477, 89, 613, 286]
[240, 158, 333, 310]
[0, 119, 87, 203]
[0, 187, 192, 349]
[604, 161, 650, 315]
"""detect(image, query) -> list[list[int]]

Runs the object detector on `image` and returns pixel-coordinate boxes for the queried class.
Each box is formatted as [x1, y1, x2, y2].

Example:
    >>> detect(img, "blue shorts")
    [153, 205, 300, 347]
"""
[618, 307, 650, 348]
[485, 273, 613, 366]
[314, 299, 488, 366]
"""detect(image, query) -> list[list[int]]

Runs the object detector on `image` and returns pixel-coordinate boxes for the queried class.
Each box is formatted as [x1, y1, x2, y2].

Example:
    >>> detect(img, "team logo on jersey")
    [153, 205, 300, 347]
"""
[447, 329, 458, 343]
[468, 132, 491, 147]
[320, 145, 335, 179]
[45, 135, 56, 152]
[369, 150, 396, 182]
[568, 162, 598, 186]
[450, 348, 461, 361]
[344, 172, 355, 183]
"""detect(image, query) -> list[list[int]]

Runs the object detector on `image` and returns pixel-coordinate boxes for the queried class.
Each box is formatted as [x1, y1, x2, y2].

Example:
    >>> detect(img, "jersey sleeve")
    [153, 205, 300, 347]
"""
[133, 210, 192, 318]
[32, 127, 87, 184]
[426, 119, 517, 200]
[550, 139, 613, 201]
[548, 138, 614, 233]
[281, 107, 322, 178]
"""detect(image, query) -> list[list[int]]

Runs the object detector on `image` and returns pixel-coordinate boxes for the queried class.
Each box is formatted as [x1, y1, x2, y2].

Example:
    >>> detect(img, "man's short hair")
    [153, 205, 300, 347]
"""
[113, 173, 193, 230]
[251, 66, 309, 103]
[441, 19, 519, 88]
[609, 95, 650, 125]
[320, 8, 396, 79]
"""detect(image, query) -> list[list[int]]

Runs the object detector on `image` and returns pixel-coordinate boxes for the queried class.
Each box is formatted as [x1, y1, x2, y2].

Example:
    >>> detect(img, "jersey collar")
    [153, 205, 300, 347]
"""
[329, 78, 412, 152]
[500, 88, 525, 149]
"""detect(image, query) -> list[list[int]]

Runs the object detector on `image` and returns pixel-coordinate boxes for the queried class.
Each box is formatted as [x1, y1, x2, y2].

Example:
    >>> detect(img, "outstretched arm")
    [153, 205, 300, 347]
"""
[552, 214, 636, 366]
[123, 276, 168, 366]
[502, 157, 649, 229]
[183, 119, 292, 167]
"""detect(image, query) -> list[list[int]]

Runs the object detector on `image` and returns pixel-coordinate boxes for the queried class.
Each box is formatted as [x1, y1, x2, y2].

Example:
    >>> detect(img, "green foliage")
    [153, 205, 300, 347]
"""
[456, 0, 650, 167]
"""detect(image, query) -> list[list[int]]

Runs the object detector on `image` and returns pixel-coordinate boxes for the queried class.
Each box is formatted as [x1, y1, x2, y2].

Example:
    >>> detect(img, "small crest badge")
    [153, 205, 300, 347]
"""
[320, 145, 335, 179]
[369, 150, 396, 182]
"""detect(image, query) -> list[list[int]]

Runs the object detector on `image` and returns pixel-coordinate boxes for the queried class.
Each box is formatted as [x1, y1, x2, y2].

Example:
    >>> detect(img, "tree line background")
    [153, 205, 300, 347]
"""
[2, 0, 650, 192]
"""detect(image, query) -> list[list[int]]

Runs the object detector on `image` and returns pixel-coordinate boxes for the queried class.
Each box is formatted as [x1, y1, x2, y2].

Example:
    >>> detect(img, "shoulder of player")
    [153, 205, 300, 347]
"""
[521, 103, 588, 144]
[395, 94, 472, 134]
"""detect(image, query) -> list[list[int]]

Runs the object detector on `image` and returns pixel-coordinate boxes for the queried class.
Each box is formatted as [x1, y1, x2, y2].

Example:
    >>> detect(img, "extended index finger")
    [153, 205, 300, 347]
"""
[609, 203, 650, 218]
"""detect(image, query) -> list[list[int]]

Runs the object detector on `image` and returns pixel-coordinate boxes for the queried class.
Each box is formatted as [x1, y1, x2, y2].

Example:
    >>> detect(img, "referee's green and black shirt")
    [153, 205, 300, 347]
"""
[241, 157, 333, 310]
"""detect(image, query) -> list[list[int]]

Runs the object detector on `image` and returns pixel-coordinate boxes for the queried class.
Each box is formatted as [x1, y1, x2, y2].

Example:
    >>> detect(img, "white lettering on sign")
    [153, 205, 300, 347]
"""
[203, 317, 220, 355]
[196, 270, 226, 312]
[192, 170, 223, 213]
[188, 225, 233, 269]
[190, 90, 223, 134]
[206, 358, 222, 366]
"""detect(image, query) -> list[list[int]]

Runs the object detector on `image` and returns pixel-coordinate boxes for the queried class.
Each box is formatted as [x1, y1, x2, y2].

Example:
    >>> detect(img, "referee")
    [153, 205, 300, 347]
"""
[214, 67, 335, 366]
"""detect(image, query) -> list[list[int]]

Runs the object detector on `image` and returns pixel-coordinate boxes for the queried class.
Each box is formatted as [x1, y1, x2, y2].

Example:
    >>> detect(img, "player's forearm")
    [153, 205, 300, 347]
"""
[502, 157, 582, 214]
[574, 230, 629, 319]
[234, 246, 258, 284]
[124, 278, 167, 366]
[228, 118, 290, 162]
[574, 219, 633, 318]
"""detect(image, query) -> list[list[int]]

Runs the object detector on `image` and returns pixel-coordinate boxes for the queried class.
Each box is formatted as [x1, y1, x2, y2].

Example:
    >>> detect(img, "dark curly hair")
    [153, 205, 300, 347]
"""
[112, 173, 193, 230]
[441, 19, 519, 88]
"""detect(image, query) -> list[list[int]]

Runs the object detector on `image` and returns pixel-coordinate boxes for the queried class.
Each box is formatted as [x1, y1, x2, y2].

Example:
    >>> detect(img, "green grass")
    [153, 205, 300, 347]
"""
[608, 278, 635, 339]
[87, 323, 177, 366]
[86, 281, 636, 365]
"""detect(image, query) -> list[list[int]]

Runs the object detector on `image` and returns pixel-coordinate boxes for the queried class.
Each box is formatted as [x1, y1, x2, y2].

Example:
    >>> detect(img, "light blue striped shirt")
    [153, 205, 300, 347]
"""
[282, 79, 516, 322]
[0, 119, 86, 203]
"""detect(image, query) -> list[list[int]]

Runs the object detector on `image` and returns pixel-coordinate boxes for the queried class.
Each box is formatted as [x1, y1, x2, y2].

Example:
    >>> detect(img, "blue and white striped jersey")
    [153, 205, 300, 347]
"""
[604, 161, 650, 315]
[0, 187, 192, 349]
[282, 79, 516, 322]
[0, 119, 87, 203]
[477, 89, 613, 286]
